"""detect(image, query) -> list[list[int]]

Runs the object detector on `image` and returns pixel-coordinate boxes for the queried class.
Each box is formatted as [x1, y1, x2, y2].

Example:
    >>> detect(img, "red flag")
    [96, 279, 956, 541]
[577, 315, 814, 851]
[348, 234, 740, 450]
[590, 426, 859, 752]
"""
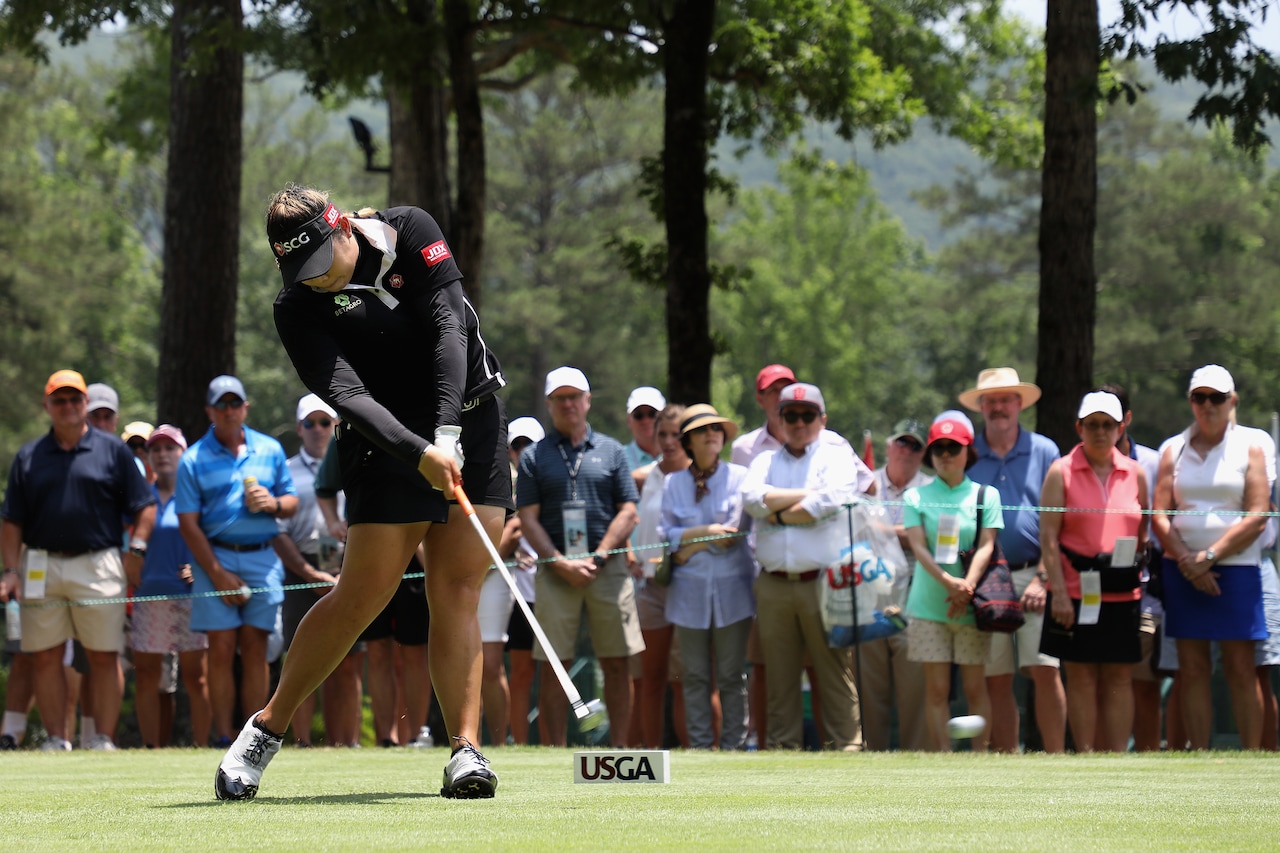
[862, 430, 876, 470]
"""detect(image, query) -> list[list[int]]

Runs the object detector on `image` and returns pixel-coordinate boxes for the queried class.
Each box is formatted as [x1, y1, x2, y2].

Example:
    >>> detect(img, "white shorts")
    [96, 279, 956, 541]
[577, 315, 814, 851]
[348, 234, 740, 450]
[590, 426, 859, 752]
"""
[478, 569, 515, 644]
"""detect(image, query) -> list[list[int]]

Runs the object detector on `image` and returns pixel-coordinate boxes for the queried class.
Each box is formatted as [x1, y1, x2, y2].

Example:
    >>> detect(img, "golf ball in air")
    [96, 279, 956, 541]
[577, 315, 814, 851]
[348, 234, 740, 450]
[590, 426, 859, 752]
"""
[946, 715, 986, 739]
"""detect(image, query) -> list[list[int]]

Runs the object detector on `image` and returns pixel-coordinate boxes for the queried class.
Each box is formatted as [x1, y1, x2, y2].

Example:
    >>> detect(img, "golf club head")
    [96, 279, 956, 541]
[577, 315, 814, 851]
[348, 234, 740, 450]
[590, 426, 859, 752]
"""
[574, 698, 607, 729]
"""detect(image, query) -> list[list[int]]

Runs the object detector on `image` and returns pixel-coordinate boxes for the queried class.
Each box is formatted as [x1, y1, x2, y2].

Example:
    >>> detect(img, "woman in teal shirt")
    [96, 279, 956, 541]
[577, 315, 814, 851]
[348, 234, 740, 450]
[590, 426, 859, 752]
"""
[902, 411, 1003, 751]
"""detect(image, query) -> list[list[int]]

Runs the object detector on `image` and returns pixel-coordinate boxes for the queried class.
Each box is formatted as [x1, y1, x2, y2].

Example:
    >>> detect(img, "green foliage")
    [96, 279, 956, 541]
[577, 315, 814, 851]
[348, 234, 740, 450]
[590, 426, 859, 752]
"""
[0, 51, 159, 484]
[480, 71, 667, 436]
[1108, 0, 1280, 152]
[924, 89, 1280, 448]
[712, 149, 949, 438]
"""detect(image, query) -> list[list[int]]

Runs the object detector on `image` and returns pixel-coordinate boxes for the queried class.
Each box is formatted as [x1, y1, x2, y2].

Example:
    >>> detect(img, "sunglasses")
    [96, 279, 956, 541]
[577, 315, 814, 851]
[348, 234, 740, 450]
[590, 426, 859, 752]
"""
[893, 437, 924, 452]
[303, 418, 333, 429]
[48, 395, 84, 407]
[212, 399, 246, 411]
[630, 409, 658, 420]
[782, 410, 819, 425]
[1189, 391, 1230, 406]
[690, 423, 725, 435]
[930, 440, 964, 457]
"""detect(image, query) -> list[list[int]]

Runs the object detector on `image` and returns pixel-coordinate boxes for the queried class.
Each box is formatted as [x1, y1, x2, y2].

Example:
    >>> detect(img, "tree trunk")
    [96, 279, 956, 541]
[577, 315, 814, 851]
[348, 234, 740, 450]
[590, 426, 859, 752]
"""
[444, 0, 486, 308]
[156, 0, 244, 442]
[386, 0, 451, 224]
[1037, 0, 1099, 452]
[662, 0, 716, 405]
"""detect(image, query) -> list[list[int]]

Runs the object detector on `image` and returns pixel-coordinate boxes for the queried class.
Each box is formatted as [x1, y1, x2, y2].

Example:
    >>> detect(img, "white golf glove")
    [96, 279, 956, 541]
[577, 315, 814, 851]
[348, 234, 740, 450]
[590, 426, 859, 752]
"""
[434, 426, 465, 470]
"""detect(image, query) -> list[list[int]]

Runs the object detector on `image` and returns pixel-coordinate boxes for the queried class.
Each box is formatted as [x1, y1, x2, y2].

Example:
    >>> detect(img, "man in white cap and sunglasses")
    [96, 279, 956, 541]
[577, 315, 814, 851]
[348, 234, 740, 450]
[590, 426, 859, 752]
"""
[743, 383, 873, 750]
[960, 367, 1066, 753]
[517, 367, 643, 746]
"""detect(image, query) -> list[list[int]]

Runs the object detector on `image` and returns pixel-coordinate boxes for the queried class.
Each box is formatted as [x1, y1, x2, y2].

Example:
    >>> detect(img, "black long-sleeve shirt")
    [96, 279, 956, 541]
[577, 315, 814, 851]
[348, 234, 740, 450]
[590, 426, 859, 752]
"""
[274, 206, 505, 468]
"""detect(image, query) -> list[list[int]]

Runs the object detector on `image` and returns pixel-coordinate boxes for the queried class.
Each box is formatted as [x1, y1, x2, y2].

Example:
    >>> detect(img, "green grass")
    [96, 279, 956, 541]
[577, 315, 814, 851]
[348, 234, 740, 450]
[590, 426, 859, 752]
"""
[3, 747, 1279, 851]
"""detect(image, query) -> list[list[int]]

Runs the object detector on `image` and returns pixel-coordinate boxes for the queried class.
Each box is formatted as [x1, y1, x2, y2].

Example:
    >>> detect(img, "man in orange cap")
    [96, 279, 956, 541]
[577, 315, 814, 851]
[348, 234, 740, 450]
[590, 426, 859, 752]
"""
[0, 370, 156, 751]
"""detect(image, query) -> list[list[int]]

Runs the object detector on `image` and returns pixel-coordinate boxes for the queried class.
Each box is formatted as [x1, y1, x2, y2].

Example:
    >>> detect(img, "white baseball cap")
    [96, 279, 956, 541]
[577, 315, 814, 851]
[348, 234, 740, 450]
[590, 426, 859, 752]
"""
[296, 393, 338, 422]
[508, 416, 546, 445]
[545, 366, 590, 396]
[1188, 364, 1234, 395]
[1077, 391, 1123, 422]
[626, 386, 666, 415]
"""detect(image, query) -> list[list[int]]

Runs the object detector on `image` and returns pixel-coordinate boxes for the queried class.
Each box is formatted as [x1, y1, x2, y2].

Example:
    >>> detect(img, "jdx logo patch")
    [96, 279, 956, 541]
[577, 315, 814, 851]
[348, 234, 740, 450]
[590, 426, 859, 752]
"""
[422, 241, 452, 267]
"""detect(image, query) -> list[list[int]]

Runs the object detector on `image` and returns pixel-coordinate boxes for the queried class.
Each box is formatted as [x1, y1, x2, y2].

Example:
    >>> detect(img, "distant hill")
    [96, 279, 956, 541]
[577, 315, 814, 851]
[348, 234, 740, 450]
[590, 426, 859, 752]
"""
[717, 66, 1267, 251]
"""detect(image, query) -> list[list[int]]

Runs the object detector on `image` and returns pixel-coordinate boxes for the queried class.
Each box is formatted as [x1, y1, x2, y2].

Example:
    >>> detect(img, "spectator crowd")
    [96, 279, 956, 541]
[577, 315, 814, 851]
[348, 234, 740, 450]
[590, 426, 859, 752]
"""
[2, 361, 1277, 754]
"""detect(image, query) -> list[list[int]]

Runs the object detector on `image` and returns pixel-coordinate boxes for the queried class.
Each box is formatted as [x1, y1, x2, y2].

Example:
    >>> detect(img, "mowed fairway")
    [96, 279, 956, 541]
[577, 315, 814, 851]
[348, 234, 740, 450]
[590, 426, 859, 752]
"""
[4, 747, 1279, 851]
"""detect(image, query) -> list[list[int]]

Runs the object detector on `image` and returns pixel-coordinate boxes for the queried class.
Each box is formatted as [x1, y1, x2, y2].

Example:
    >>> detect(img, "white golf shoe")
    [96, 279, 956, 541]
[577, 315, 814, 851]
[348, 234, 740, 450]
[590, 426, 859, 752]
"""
[440, 736, 497, 799]
[39, 735, 72, 752]
[215, 712, 283, 801]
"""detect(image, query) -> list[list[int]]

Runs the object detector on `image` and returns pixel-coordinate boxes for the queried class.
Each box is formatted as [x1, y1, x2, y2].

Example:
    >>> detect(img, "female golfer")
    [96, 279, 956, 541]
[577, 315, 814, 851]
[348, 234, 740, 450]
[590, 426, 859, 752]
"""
[216, 184, 510, 800]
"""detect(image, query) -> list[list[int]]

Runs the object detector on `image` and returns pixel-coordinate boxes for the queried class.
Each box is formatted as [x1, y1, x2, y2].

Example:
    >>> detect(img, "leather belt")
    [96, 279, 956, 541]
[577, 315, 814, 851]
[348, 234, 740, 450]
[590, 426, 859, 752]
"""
[1008, 560, 1038, 572]
[767, 569, 820, 582]
[211, 539, 273, 553]
[45, 549, 91, 558]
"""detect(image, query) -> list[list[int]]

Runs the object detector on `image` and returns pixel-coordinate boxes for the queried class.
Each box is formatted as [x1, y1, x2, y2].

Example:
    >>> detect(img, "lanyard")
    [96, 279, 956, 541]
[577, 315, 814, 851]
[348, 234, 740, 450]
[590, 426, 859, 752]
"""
[558, 440, 587, 501]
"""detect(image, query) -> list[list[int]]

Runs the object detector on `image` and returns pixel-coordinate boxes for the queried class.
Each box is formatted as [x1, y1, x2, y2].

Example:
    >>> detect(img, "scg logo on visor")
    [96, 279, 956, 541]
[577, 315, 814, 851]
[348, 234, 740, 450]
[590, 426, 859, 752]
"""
[273, 233, 311, 257]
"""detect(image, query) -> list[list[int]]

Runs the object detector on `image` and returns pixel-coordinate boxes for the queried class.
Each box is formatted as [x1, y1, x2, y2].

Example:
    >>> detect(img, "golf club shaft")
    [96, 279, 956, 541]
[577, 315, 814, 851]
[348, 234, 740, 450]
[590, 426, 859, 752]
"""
[454, 485, 590, 719]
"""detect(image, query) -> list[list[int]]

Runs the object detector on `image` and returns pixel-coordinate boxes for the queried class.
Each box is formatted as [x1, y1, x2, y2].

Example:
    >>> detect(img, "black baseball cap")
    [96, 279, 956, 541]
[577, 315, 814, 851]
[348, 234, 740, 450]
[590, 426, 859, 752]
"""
[269, 202, 342, 285]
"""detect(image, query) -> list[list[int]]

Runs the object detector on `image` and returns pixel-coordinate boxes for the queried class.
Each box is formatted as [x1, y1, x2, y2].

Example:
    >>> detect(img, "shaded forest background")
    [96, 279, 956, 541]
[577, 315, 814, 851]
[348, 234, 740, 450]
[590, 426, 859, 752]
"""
[2, 28, 1279, 481]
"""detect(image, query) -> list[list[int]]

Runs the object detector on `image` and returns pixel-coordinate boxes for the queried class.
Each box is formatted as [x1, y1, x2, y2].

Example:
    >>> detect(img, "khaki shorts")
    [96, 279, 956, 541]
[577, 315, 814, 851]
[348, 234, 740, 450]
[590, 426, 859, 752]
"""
[985, 566, 1059, 676]
[907, 618, 992, 666]
[20, 548, 126, 654]
[533, 554, 644, 661]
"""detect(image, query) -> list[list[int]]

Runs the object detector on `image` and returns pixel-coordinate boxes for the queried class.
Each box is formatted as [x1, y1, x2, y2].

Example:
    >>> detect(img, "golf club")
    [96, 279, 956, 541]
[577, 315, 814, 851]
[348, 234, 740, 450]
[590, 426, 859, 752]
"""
[454, 483, 594, 721]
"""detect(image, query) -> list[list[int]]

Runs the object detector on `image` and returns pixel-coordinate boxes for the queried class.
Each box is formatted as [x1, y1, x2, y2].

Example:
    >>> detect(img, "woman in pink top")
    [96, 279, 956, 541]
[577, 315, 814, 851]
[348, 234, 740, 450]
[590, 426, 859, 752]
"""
[1040, 392, 1148, 752]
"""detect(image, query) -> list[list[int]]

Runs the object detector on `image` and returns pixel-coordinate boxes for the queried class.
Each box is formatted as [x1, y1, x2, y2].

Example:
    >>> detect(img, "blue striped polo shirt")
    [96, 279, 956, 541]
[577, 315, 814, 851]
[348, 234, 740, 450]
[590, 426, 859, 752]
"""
[516, 425, 638, 553]
[175, 424, 296, 545]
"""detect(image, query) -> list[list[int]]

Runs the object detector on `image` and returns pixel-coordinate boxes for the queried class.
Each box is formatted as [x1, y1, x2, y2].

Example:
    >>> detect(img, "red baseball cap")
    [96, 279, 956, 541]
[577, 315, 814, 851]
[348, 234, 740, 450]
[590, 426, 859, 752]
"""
[755, 364, 796, 392]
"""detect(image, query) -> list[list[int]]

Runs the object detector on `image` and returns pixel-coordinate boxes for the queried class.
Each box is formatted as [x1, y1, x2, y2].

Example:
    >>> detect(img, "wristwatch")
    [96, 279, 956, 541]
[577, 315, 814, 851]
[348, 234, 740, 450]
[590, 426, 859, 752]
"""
[1204, 548, 1217, 564]
[592, 554, 608, 570]
[128, 540, 148, 557]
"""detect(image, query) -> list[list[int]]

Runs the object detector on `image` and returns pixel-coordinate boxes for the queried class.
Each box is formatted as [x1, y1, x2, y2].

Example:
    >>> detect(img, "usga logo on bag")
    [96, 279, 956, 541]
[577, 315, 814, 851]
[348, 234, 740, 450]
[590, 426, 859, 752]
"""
[573, 750, 670, 784]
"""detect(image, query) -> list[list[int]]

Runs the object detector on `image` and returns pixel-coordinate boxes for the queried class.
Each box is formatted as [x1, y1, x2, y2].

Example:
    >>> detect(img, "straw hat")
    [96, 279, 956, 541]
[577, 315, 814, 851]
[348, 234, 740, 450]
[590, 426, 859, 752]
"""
[679, 404, 739, 443]
[958, 367, 1042, 412]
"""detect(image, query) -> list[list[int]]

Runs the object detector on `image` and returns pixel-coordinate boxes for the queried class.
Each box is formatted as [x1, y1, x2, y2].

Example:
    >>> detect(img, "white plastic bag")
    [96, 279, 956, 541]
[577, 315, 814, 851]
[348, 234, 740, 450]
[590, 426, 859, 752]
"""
[820, 502, 911, 647]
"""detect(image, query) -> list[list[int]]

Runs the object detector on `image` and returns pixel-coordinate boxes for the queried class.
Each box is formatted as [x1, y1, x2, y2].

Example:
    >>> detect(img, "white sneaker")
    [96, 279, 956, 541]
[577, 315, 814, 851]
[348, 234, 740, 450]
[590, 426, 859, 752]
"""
[87, 733, 116, 751]
[409, 726, 434, 749]
[440, 736, 497, 799]
[214, 712, 283, 801]
[40, 735, 72, 752]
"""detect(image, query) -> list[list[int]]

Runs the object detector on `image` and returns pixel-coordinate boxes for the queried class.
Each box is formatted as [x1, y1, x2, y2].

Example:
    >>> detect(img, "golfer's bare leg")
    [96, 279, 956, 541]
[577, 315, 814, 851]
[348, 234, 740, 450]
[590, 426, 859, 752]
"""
[257, 523, 424, 734]
[424, 504, 503, 745]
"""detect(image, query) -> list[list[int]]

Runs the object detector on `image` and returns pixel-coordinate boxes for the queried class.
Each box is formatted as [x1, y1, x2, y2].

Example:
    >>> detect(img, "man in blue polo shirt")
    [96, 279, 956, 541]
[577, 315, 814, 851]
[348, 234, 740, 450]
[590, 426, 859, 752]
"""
[517, 366, 642, 746]
[960, 367, 1066, 753]
[0, 369, 155, 751]
[177, 375, 297, 746]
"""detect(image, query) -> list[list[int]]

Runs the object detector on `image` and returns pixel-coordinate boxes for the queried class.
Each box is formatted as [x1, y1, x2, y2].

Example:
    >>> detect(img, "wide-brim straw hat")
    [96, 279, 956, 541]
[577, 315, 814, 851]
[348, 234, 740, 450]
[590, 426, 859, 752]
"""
[958, 367, 1042, 412]
[679, 404, 739, 443]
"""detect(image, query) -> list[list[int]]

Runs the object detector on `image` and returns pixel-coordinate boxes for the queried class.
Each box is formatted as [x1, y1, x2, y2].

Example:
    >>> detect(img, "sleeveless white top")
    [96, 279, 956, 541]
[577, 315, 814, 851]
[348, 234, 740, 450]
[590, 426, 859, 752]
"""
[1166, 423, 1262, 565]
